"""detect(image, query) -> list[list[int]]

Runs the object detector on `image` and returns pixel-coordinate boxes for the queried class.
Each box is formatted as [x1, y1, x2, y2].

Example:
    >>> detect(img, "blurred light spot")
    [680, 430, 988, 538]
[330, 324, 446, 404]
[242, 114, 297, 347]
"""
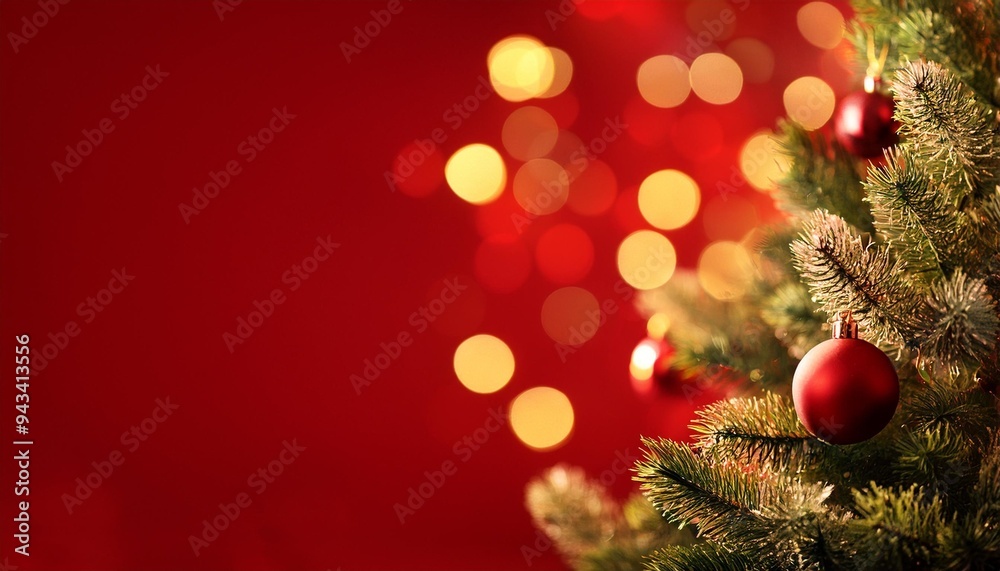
[637, 55, 691, 108]
[543, 130, 587, 171]
[797, 2, 845, 49]
[513, 159, 569, 215]
[629, 338, 661, 381]
[445, 144, 506, 204]
[488, 35, 555, 102]
[454, 334, 515, 394]
[783, 76, 835, 131]
[536, 224, 594, 284]
[690, 53, 743, 105]
[672, 111, 724, 161]
[540, 48, 573, 98]
[702, 193, 759, 241]
[646, 313, 670, 339]
[638, 170, 700, 230]
[740, 130, 789, 191]
[391, 142, 445, 198]
[509, 387, 574, 450]
[617, 231, 676, 290]
[567, 159, 617, 216]
[725, 38, 775, 84]
[697, 241, 755, 300]
[541, 287, 600, 345]
[474, 235, 532, 293]
[502, 106, 560, 161]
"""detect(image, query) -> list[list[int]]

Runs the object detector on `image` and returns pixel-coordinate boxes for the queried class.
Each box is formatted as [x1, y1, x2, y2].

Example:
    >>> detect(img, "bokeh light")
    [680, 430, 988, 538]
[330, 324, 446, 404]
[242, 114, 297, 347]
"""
[689, 53, 743, 105]
[783, 76, 835, 130]
[647, 313, 670, 339]
[725, 38, 775, 84]
[617, 231, 677, 290]
[797, 2, 845, 49]
[629, 338, 661, 382]
[740, 130, 789, 191]
[502, 107, 559, 161]
[567, 159, 617, 216]
[509, 387, 574, 450]
[445, 144, 506, 204]
[638, 170, 700, 230]
[637, 55, 691, 108]
[513, 158, 569, 215]
[453, 334, 515, 394]
[488, 35, 555, 102]
[541, 287, 601, 345]
[685, 0, 736, 41]
[474, 235, 532, 293]
[540, 47, 573, 98]
[536, 224, 595, 284]
[697, 241, 756, 300]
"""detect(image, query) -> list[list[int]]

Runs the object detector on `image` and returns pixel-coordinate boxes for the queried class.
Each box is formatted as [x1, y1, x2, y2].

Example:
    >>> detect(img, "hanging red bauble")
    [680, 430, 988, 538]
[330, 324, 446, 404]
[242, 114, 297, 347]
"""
[792, 311, 899, 445]
[629, 337, 695, 398]
[833, 81, 899, 158]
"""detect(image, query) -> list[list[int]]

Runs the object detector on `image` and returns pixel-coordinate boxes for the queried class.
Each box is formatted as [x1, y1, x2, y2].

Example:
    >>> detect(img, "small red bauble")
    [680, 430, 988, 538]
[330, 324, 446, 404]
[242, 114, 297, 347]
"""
[833, 87, 899, 158]
[629, 337, 694, 398]
[792, 312, 899, 444]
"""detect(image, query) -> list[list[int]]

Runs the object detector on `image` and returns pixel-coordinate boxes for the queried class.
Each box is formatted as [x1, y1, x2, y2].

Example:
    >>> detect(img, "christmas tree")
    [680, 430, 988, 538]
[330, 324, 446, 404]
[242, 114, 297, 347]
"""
[527, 1, 1000, 569]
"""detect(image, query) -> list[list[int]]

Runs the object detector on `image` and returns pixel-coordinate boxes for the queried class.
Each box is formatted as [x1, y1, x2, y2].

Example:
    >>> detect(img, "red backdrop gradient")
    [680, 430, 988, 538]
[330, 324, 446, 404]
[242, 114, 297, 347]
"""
[0, 1, 850, 569]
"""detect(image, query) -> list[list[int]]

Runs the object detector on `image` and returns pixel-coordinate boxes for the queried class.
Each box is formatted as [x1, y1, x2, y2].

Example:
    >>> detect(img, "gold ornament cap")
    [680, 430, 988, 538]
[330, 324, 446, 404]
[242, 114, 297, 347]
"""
[832, 310, 859, 339]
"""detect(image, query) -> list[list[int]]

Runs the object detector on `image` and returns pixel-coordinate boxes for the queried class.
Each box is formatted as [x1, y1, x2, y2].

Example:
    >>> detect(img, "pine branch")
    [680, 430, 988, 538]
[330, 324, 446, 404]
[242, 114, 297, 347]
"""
[525, 465, 621, 564]
[851, 483, 946, 569]
[923, 270, 1000, 371]
[938, 506, 1000, 570]
[774, 121, 874, 233]
[761, 283, 828, 360]
[635, 439, 765, 543]
[973, 432, 1000, 514]
[893, 61, 999, 199]
[645, 543, 754, 571]
[691, 392, 819, 471]
[902, 382, 999, 447]
[791, 210, 923, 346]
[864, 146, 960, 280]
[851, 0, 1000, 108]
[892, 425, 975, 494]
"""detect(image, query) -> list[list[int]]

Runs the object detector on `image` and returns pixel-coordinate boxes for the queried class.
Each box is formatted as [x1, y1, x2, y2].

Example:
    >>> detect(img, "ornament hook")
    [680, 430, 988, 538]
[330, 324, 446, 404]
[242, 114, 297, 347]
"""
[832, 310, 859, 339]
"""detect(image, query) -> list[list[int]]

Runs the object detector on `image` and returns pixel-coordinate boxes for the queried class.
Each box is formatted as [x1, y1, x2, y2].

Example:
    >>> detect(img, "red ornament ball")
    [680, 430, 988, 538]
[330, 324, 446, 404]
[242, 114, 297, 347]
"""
[629, 337, 694, 398]
[792, 337, 899, 444]
[833, 89, 899, 158]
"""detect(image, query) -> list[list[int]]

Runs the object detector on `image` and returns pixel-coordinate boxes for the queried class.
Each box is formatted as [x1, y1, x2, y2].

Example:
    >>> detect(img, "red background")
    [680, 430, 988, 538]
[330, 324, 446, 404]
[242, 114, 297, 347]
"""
[0, 1, 850, 569]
